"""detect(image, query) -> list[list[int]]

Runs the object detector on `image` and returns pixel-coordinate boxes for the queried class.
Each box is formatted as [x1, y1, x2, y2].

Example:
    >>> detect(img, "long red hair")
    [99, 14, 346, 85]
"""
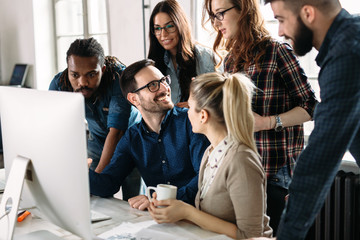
[203, 0, 272, 71]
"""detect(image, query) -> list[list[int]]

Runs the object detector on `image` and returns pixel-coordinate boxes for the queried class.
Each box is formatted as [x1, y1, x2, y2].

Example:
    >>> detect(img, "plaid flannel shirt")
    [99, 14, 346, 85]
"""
[224, 40, 318, 178]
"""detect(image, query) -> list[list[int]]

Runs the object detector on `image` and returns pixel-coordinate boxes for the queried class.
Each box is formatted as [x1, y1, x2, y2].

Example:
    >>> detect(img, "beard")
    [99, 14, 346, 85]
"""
[292, 16, 314, 56]
[138, 91, 173, 115]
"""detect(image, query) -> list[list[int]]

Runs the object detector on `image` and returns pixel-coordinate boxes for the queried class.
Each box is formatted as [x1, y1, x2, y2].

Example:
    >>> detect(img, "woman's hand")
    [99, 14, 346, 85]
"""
[253, 112, 272, 132]
[148, 197, 191, 223]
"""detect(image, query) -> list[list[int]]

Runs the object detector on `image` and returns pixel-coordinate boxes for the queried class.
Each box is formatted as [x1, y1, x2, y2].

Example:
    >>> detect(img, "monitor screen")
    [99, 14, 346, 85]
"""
[9, 64, 28, 86]
[0, 87, 94, 239]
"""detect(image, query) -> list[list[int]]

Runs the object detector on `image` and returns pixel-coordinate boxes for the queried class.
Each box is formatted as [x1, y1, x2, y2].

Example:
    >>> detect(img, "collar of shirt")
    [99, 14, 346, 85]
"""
[164, 51, 180, 74]
[139, 106, 175, 134]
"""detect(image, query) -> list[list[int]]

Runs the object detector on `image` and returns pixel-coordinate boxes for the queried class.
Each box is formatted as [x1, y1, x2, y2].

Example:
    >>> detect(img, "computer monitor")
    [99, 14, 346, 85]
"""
[9, 64, 29, 87]
[0, 87, 95, 239]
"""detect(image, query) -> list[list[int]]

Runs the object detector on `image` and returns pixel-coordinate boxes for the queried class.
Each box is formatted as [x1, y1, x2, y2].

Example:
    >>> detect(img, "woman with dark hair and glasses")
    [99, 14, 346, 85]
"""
[148, 0, 222, 107]
[203, 0, 318, 235]
[149, 72, 273, 239]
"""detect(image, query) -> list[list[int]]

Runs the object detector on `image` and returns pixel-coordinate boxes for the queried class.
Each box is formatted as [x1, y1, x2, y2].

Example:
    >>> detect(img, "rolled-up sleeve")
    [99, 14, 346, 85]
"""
[277, 43, 318, 118]
[107, 93, 132, 131]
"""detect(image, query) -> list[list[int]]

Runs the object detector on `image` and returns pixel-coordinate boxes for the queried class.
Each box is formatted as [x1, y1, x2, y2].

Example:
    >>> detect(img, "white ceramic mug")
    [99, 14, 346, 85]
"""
[146, 184, 177, 202]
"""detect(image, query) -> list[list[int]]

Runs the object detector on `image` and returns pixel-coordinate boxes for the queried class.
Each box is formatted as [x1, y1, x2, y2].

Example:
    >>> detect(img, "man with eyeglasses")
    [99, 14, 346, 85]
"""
[89, 59, 210, 210]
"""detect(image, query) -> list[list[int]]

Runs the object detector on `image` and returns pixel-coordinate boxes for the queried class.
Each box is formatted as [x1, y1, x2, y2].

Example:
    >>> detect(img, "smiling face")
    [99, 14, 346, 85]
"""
[271, 1, 313, 56]
[153, 12, 179, 56]
[210, 0, 240, 40]
[67, 55, 105, 98]
[132, 66, 174, 115]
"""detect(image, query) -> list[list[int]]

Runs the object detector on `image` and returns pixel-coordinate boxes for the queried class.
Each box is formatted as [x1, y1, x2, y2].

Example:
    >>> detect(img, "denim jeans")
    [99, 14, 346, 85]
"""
[267, 164, 292, 235]
[268, 164, 292, 189]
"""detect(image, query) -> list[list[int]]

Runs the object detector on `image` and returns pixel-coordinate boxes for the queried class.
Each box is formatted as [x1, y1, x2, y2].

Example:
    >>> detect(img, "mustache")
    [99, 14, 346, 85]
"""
[154, 92, 168, 101]
[75, 86, 93, 92]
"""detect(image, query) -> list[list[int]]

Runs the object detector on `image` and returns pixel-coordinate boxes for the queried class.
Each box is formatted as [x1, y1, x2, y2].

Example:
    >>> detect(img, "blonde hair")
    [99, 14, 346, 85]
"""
[190, 72, 257, 152]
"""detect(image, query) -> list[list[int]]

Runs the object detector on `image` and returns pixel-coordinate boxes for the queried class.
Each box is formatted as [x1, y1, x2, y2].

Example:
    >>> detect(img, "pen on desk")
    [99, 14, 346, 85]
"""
[17, 210, 31, 222]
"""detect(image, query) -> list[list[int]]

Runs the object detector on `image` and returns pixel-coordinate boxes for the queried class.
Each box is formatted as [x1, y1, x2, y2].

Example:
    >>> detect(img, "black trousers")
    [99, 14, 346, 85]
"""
[266, 183, 288, 236]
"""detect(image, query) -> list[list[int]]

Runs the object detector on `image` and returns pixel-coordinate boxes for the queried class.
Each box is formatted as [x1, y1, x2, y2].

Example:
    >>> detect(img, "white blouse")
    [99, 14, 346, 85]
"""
[200, 136, 234, 199]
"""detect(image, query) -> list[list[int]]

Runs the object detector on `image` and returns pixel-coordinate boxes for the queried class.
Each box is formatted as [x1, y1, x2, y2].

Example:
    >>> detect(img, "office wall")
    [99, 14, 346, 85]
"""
[107, 0, 145, 65]
[0, 0, 36, 87]
[0, 0, 158, 87]
[107, 0, 195, 65]
[33, 0, 57, 90]
[0, 0, 197, 87]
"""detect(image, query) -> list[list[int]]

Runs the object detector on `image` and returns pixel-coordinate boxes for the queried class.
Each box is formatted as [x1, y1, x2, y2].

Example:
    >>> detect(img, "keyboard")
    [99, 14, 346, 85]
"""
[90, 210, 111, 223]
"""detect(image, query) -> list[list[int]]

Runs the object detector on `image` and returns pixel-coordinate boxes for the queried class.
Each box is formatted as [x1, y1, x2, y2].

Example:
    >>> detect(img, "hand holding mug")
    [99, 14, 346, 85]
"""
[146, 184, 177, 208]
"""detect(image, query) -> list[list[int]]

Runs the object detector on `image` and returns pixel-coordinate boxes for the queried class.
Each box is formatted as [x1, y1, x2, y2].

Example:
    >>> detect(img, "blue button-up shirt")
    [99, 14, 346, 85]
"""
[277, 9, 360, 240]
[49, 63, 140, 164]
[89, 106, 210, 205]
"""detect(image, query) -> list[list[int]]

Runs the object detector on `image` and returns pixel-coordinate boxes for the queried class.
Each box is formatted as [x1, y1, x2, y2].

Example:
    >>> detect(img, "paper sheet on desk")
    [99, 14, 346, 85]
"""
[98, 220, 154, 239]
[98, 220, 231, 240]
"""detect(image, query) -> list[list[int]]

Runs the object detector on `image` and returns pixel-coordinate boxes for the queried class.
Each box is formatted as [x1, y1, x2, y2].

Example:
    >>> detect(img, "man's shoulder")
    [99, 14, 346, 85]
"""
[124, 121, 143, 138]
[49, 72, 64, 90]
[170, 106, 189, 121]
[159, 107, 191, 136]
[107, 56, 126, 74]
[53, 72, 63, 80]
[331, 15, 360, 55]
[173, 106, 188, 114]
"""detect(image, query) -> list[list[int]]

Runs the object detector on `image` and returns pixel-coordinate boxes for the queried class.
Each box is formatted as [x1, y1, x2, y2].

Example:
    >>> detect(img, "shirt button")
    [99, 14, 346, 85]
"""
[162, 160, 166, 164]
[158, 139, 161, 142]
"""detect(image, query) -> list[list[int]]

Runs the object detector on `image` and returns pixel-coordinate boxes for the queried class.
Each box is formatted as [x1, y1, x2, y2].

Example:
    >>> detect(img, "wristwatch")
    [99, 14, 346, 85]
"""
[275, 115, 284, 132]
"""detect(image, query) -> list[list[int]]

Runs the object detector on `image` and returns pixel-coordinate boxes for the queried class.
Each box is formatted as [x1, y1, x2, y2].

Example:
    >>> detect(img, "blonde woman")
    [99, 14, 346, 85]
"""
[148, 72, 272, 239]
[203, 0, 318, 233]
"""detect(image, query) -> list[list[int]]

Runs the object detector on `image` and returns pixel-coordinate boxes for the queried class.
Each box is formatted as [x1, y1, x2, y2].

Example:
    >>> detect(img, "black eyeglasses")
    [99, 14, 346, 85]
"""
[152, 22, 177, 36]
[210, 6, 237, 22]
[132, 75, 171, 93]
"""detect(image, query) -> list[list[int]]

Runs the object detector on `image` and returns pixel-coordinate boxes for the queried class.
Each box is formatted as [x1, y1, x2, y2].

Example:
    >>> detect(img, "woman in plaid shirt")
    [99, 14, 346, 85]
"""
[203, 0, 318, 235]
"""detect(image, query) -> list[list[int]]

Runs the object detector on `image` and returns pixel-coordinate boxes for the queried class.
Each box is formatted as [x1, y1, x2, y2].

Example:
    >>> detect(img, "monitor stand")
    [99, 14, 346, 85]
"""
[0, 156, 30, 239]
[0, 156, 64, 240]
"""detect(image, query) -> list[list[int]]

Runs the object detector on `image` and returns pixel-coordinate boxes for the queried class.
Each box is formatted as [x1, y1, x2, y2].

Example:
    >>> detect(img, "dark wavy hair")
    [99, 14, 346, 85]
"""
[203, 0, 272, 71]
[148, 0, 196, 102]
[58, 38, 125, 97]
[120, 59, 156, 99]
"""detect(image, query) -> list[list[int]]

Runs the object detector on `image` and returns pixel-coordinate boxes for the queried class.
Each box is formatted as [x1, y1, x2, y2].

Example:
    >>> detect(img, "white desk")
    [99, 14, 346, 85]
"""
[0, 169, 225, 239]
